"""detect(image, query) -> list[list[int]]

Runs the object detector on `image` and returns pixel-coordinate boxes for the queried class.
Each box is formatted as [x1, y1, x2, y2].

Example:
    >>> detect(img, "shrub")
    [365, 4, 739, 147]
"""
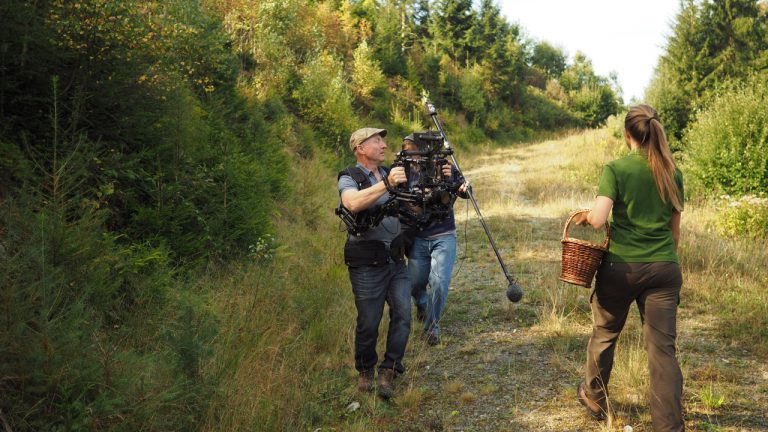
[683, 76, 768, 197]
[715, 195, 768, 239]
[569, 83, 621, 127]
[0, 196, 211, 431]
[350, 39, 386, 103]
[605, 113, 626, 140]
[458, 64, 486, 122]
[521, 88, 581, 131]
[293, 51, 358, 150]
[390, 102, 426, 137]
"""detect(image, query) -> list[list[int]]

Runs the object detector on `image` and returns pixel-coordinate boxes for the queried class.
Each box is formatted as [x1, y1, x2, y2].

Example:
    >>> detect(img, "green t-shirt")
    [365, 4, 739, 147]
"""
[598, 151, 684, 263]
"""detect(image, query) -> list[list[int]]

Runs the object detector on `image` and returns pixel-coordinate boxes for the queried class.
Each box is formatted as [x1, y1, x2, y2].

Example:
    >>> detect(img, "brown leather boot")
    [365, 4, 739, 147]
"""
[577, 380, 608, 420]
[376, 368, 395, 400]
[357, 369, 374, 392]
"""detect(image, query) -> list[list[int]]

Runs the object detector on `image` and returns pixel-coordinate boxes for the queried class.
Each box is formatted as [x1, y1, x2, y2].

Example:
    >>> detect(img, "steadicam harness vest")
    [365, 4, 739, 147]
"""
[335, 165, 391, 236]
[336, 166, 406, 267]
[340, 165, 387, 191]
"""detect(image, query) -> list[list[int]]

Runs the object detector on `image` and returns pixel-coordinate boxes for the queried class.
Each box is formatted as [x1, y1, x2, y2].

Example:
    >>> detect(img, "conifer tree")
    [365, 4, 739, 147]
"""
[646, 0, 702, 139]
[410, 0, 431, 40]
[647, 0, 767, 138]
[472, 0, 506, 60]
[698, 0, 766, 84]
[371, 0, 409, 76]
[430, 0, 476, 63]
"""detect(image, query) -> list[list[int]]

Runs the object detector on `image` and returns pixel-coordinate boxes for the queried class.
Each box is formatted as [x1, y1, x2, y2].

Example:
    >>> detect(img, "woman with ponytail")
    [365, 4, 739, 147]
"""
[573, 105, 685, 431]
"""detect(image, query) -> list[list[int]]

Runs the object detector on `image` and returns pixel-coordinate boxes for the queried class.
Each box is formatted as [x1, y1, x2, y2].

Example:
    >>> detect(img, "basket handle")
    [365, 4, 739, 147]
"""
[562, 209, 611, 249]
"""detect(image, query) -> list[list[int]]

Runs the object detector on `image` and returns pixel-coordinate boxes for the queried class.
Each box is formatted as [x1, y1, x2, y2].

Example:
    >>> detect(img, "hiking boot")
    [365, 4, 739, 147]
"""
[416, 305, 426, 322]
[357, 369, 374, 392]
[577, 380, 607, 420]
[376, 368, 395, 400]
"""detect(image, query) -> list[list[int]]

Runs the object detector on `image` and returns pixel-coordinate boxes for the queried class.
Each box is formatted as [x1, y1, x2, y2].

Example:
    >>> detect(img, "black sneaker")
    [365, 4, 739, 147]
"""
[426, 332, 440, 346]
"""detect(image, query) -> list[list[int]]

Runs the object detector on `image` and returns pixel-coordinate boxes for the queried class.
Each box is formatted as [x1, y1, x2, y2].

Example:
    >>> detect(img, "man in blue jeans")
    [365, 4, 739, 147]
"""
[402, 135, 468, 346]
[338, 127, 410, 400]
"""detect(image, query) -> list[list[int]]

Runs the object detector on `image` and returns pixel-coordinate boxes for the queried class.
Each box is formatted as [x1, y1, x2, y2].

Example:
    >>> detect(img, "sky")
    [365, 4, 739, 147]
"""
[497, 0, 681, 103]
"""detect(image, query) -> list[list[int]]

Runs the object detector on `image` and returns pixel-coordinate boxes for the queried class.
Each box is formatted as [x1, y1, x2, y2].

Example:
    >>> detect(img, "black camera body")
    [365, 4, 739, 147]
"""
[393, 131, 462, 229]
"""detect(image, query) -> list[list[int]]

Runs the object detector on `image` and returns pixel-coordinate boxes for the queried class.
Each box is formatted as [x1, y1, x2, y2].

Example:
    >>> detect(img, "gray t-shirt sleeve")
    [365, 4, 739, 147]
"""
[338, 175, 358, 196]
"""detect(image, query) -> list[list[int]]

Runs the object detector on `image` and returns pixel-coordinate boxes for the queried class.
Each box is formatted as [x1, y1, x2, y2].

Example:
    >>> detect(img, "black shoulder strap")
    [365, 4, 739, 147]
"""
[338, 166, 372, 190]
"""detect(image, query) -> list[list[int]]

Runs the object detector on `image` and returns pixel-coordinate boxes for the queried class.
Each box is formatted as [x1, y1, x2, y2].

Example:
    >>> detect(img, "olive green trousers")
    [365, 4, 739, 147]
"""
[584, 261, 684, 432]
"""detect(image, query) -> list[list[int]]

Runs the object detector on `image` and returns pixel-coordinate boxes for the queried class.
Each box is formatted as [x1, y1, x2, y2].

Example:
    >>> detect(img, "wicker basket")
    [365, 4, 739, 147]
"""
[559, 209, 611, 288]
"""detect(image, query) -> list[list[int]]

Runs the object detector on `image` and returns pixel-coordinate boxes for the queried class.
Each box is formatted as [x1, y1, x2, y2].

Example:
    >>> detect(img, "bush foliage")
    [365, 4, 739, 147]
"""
[714, 195, 768, 239]
[645, 0, 767, 239]
[2, 0, 766, 429]
[5, 0, 768, 428]
[683, 76, 768, 197]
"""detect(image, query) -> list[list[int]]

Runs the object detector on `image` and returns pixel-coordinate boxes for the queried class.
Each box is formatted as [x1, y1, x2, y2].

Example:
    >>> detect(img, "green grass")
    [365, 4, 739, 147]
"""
[198, 152, 357, 431]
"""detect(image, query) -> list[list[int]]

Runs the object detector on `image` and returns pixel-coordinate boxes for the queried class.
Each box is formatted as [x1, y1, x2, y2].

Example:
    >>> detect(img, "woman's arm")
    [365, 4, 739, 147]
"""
[573, 196, 614, 229]
[669, 211, 681, 253]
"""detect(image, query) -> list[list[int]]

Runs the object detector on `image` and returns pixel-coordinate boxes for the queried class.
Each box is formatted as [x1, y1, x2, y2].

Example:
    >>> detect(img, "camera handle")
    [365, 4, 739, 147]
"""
[425, 100, 523, 302]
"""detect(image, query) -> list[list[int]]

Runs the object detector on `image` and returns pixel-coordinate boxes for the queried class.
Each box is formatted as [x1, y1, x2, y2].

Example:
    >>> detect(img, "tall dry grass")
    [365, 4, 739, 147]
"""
[199, 152, 356, 431]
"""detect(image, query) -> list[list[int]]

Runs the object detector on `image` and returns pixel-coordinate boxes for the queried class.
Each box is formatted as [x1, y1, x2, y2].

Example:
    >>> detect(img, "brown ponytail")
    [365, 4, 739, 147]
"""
[625, 105, 683, 211]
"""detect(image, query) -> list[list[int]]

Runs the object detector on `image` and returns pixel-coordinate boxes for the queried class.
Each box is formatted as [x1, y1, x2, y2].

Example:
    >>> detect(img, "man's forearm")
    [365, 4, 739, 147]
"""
[341, 182, 389, 212]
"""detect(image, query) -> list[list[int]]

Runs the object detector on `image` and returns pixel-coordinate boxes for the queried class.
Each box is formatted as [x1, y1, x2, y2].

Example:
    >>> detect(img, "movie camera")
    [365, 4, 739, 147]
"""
[390, 131, 464, 229]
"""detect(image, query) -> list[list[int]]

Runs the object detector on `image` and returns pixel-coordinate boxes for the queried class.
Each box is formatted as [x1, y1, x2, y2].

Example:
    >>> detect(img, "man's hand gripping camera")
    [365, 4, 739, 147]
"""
[390, 131, 464, 230]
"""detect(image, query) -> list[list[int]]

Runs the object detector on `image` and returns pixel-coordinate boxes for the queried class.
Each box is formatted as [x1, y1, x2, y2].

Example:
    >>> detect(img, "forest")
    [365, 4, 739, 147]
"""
[1, 0, 766, 430]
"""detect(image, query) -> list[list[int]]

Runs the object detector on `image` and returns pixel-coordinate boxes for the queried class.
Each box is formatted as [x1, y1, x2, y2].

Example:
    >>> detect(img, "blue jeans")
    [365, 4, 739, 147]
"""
[348, 260, 411, 374]
[408, 234, 457, 336]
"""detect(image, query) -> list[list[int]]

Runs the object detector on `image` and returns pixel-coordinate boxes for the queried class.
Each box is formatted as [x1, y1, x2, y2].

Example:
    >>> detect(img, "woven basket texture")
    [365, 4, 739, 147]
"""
[560, 209, 610, 288]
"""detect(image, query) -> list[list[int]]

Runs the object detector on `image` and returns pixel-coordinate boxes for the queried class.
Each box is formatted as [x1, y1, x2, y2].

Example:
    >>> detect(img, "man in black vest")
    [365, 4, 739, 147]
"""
[338, 127, 409, 400]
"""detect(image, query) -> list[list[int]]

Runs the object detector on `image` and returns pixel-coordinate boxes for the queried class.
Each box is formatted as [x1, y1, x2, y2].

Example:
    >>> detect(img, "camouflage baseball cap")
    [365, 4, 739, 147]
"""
[349, 127, 387, 151]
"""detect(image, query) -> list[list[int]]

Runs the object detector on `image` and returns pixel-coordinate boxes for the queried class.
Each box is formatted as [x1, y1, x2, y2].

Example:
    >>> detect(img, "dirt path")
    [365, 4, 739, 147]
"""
[383, 139, 768, 432]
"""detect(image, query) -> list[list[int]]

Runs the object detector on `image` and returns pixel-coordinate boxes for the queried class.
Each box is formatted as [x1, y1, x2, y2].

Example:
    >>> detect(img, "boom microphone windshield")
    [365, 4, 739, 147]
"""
[506, 279, 524, 303]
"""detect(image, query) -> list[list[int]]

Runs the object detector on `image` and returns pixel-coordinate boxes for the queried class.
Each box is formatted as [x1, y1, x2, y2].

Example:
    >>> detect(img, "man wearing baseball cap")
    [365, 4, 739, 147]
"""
[338, 127, 409, 400]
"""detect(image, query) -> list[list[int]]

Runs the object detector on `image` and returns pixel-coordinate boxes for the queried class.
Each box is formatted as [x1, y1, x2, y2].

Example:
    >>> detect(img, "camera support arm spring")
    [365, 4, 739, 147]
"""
[425, 100, 523, 302]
